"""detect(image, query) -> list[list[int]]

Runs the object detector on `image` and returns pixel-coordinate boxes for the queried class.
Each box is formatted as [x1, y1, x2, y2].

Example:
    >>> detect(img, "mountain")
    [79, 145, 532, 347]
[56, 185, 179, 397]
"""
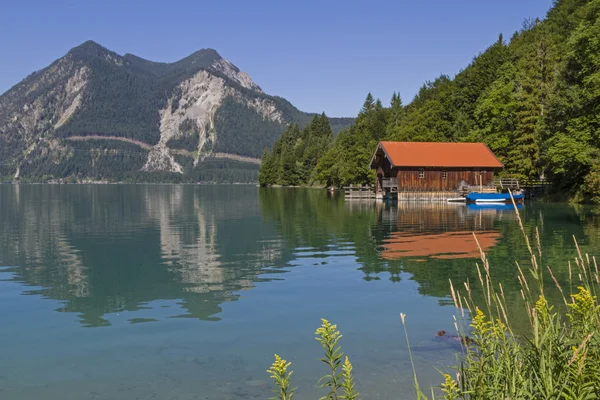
[0, 41, 353, 183]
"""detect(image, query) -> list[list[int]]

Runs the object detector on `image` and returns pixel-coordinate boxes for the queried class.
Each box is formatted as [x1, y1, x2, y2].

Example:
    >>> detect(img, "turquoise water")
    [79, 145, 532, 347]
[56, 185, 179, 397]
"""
[0, 185, 599, 399]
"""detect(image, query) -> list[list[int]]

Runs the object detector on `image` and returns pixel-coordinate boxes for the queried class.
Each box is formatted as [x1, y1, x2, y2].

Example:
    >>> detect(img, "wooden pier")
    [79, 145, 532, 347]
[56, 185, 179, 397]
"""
[343, 177, 551, 202]
[397, 191, 460, 202]
[344, 184, 377, 199]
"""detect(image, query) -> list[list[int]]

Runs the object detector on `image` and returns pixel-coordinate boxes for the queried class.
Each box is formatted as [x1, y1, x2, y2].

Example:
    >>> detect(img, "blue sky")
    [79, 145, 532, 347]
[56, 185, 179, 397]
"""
[1, 0, 553, 117]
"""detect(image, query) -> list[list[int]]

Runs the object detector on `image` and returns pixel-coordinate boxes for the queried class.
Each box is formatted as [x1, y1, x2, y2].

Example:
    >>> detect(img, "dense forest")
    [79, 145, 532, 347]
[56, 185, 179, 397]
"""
[260, 0, 600, 202]
[259, 113, 334, 186]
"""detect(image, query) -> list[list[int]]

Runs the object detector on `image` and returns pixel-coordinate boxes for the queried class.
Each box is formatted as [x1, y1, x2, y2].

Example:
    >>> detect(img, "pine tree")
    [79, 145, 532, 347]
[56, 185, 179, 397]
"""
[360, 93, 375, 115]
[302, 113, 334, 184]
[258, 148, 277, 186]
[386, 92, 405, 138]
[277, 124, 302, 186]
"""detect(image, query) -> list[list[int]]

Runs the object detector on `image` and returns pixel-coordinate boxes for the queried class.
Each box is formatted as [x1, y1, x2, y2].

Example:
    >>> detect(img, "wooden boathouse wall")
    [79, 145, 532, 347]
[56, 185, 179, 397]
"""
[376, 167, 497, 201]
[395, 168, 496, 191]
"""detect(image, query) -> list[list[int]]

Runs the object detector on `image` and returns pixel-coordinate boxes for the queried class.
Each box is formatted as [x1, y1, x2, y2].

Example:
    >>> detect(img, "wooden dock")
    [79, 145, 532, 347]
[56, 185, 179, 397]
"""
[344, 184, 377, 199]
[343, 178, 551, 201]
[397, 191, 460, 202]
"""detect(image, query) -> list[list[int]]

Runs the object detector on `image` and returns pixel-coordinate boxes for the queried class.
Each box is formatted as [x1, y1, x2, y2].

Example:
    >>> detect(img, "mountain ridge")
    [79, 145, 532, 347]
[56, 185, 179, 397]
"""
[0, 40, 353, 183]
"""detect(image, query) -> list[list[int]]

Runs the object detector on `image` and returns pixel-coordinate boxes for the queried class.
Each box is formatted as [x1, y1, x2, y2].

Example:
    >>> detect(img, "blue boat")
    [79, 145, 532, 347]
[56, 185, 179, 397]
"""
[465, 192, 524, 203]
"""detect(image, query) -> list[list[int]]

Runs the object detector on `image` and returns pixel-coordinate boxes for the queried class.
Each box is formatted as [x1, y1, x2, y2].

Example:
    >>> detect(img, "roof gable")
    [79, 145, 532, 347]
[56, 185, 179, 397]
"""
[372, 141, 504, 169]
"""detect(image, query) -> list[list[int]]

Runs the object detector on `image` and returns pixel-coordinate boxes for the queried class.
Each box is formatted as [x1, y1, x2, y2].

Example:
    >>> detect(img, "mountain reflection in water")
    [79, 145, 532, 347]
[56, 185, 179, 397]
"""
[0, 185, 596, 331]
[0, 185, 286, 327]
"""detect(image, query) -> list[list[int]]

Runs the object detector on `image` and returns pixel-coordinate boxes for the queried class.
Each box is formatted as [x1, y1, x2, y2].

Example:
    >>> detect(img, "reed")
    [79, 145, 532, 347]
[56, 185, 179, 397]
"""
[402, 194, 600, 399]
[268, 196, 600, 399]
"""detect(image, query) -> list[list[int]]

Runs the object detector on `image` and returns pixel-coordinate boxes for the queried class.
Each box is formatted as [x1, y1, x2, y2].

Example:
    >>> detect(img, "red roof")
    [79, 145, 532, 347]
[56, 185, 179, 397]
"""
[373, 141, 503, 168]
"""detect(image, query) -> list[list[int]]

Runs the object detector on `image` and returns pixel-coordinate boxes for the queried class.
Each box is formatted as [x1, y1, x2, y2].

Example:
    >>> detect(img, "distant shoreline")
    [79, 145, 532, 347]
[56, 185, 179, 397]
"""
[0, 181, 259, 186]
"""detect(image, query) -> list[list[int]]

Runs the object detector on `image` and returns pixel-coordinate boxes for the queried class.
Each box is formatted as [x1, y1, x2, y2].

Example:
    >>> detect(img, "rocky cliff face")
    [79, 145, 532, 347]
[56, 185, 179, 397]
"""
[143, 69, 285, 173]
[0, 41, 352, 182]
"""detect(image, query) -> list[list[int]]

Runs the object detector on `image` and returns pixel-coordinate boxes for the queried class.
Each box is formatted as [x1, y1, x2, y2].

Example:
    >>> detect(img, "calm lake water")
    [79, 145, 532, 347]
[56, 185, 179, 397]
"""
[1, 185, 599, 399]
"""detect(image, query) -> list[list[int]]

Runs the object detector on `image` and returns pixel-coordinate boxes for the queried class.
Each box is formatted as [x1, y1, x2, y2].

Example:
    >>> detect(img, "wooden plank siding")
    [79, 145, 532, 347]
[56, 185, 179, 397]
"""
[395, 168, 496, 192]
[375, 154, 394, 192]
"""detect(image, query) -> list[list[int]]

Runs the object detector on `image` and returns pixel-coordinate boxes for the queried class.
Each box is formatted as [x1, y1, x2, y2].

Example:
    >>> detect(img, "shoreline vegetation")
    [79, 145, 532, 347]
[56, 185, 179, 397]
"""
[260, 0, 600, 204]
[266, 197, 600, 399]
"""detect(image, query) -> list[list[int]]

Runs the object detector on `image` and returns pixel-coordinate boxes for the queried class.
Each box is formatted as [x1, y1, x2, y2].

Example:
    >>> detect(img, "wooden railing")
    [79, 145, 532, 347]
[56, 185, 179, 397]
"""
[495, 178, 520, 189]
[344, 184, 376, 199]
[495, 178, 552, 189]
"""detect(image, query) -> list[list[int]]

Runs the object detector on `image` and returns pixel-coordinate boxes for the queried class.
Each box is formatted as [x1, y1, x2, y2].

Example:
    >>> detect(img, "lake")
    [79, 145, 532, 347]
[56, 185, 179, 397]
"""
[0, 185, 598, 399]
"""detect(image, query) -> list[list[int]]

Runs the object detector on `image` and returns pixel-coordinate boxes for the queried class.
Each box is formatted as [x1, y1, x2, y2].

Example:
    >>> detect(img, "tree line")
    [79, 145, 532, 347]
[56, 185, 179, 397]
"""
[260, 0, 600, 202]
[259, 113, 334, 186]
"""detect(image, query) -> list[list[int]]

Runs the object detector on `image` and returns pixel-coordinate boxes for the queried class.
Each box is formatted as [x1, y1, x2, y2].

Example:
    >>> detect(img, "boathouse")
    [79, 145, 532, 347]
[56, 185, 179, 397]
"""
[369, 141, 504, 200]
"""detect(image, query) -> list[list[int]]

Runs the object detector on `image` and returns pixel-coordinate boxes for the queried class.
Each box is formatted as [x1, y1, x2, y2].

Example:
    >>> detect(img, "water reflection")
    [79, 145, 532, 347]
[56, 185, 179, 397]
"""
[380, 203, 510, 260]
[1, 185, 599, 330]
[0, 185, 286, 327]
[4, 186, 600, 400]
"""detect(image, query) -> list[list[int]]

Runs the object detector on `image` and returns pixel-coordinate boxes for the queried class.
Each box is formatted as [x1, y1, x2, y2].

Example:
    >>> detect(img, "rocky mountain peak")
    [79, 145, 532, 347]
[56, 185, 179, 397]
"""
[67, 40, 124, 67]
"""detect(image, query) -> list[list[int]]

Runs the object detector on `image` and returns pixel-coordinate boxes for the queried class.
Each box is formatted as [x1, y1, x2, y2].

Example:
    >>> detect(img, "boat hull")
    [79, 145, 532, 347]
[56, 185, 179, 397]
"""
[465, 192, 524, 203]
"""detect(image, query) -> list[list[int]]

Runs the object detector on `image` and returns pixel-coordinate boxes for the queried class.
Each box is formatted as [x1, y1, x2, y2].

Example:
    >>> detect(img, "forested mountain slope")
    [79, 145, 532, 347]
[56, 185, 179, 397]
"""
[261, 0, 600, 202]
[0, 41, 353, 183]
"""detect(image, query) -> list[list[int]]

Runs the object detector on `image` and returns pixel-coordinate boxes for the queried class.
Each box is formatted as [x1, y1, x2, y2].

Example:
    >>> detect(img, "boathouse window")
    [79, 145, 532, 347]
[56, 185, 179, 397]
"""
[418, 168, 425, 179]
[442, 170, 447, 179]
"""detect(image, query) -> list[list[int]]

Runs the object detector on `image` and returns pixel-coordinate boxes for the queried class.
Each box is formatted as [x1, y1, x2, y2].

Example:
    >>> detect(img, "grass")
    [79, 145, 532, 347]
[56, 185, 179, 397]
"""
[267, 197, 600, 399]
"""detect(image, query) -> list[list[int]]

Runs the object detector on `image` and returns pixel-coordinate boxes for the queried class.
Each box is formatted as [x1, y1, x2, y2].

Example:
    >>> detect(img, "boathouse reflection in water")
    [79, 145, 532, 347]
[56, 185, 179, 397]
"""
[378, 202, 521, 260]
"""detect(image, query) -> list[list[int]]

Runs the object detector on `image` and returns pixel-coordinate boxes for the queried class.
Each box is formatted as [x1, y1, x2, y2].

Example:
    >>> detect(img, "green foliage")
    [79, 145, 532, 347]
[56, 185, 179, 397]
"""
[259, 114, 334, 186]
[186, 158, 259, 183]
[315, 318, 344, 399]
[213, 97, 290, 158]
[18, 140, 148, 182]
[267, 354, 296, 400]
[260, 0, 600, 199]
[315, 93, 389, 187]
[395, 198, 600, 399]
[386, 92, 404, 136]
[267, 319, 359, 400]
[259, 148, 278, 186]
[390, 76, 454, 142]
[339, 357, 359, 400]
[166, 119, 201, 151]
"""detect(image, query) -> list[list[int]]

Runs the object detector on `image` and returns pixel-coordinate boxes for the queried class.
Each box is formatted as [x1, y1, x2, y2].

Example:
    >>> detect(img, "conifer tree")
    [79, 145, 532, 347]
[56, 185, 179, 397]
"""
[360, 93, 375, 115]
[259, 148, 277, 186]
[387, 92, 404, 134]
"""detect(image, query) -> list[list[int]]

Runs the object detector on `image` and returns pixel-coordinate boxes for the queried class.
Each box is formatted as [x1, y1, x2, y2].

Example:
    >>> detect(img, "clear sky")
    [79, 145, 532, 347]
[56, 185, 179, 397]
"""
[1, 0, 553, 117]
